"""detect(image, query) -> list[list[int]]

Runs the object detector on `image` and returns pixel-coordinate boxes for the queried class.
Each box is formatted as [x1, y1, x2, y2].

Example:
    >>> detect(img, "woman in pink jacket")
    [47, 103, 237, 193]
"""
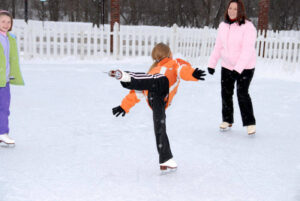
[207, 0, 256, 135]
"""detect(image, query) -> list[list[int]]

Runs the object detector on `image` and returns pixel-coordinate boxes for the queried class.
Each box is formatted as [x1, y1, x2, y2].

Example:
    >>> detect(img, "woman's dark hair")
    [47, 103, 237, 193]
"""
[224, 0, 249, 25]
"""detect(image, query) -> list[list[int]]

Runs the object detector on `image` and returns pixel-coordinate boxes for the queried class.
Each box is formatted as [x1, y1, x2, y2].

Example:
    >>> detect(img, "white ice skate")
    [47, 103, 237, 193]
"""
[0, 134, 15, 145]
[160, 158, 177, 171]
[247, 125, 256, 135]
[107, 70, 131, 82]
[219, 122, 232, 131]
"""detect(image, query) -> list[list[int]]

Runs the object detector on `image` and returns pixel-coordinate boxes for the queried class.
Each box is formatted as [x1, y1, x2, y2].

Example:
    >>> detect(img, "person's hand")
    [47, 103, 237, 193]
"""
[192, 68, 206, 80]
[207, 67, 215, 75]
[112, 106, 126, 117]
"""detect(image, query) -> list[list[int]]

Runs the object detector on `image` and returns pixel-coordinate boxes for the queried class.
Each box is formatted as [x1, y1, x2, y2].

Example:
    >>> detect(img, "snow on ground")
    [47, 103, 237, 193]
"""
[0, 57, 300, 201]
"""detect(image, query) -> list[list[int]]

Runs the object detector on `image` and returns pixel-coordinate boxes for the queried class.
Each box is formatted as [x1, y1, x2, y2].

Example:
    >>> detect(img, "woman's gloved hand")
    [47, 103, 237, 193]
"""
[207, 67, 215, 75]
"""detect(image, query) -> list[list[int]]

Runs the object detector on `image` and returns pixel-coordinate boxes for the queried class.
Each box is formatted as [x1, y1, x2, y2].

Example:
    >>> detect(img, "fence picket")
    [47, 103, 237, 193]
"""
[132, 29, 136, 57]
[86, 27, 91, 59]
[144, 32, 149, 56]
[125, 27, 129, 57]
[138, 29, 142, 57]
[287, 40, 293, 63]
[106, 27, 110, 57]
[100, 26, 104, 57]
[113, 23, 119, 59]
[60, 24, 64, 57]
[120, 28, 124, 58]
[297, 43, 300, 64]
[46, 24, 50, 58]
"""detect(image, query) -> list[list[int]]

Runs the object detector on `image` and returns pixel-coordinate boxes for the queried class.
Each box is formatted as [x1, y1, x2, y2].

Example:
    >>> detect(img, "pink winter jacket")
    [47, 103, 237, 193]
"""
[208, 20, 257, 74]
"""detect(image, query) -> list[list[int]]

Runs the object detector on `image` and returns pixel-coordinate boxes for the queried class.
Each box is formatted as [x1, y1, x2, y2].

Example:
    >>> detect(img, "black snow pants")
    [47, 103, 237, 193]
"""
[121, 72, 173, 163]
[221, 67, 256, 126]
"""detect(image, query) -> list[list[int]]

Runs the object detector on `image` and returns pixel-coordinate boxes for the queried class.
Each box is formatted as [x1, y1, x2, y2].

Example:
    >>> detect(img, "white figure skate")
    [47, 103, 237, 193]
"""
[219, 122, 232, 131]
[0, 134, 15, 146]
[160, 158, 177, 171]
[247, 125, 256, 135]
[107, 70, 131, 82]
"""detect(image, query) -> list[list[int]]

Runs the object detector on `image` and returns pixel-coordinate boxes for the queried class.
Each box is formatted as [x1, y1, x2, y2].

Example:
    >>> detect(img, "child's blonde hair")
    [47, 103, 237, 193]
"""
[148, 43, 171, 73]
[0, 10, 13, 31]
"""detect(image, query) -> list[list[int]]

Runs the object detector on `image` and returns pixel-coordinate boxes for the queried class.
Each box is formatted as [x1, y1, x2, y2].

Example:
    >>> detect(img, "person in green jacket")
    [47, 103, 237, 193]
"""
[0, 10, 24, 145]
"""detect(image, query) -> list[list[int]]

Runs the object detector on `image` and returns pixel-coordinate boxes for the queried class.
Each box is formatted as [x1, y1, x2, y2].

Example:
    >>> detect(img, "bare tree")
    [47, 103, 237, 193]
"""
[48, 0, 61, 21]
[32, 0, 46, 21]
[0, 0, 9, 10]
[269, 0, 299, 30]
[11, 0, 16, 17]
[213, 0, 226, 28]
[0, 0, 298, 30]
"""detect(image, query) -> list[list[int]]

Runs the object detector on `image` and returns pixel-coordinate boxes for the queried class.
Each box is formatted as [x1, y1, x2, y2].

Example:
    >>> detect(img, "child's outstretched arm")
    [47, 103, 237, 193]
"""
[112, 90, 142, 117]
[176, 59, 206, 81]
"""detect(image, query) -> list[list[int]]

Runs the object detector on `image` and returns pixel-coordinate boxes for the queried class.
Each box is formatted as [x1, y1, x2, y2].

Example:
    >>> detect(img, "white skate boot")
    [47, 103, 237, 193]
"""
[220, 122, 232, 131]
[108, 70, 131, 82]
[0, 134, 15, 145]
[247, 125, 256, 135]
[160, 158, 177, 171]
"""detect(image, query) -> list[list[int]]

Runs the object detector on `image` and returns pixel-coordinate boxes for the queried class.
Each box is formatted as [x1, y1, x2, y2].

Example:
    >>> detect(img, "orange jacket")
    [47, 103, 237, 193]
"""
[120, 58, 198, 113]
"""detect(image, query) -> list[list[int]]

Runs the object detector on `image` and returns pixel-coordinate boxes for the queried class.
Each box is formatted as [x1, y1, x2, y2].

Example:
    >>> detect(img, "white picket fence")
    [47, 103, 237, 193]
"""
[11, 19, 300, 65]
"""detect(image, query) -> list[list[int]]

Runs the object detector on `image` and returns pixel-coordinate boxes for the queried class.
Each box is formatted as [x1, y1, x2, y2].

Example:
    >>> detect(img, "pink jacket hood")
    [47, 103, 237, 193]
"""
[208, 20, 257, 74]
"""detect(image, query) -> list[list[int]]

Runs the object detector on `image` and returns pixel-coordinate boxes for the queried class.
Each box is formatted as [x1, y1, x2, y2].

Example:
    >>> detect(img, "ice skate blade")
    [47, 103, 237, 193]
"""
[160, 167, 177, 175]
[248, 132, 256, 136]
[0, 141, 15, 148]
[220, 127, 231, 132]
[0, 143, 15, 148]
[160, 166, 177, 170]
[219, 124, 232, 132]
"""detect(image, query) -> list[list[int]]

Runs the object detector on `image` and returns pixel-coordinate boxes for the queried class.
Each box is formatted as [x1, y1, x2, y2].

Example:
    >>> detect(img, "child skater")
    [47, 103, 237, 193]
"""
[108, 43, 206, 171]
[0, 10, 24, 145]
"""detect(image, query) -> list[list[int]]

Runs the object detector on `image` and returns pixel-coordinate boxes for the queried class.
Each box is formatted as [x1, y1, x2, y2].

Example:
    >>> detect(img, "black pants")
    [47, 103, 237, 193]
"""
[121, 73, 173, 163]
[221, 67, 256, 126]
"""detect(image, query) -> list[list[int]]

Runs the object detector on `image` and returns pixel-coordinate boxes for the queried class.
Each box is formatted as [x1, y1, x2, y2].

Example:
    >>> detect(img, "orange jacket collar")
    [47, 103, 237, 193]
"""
[157, 57, 172, 66]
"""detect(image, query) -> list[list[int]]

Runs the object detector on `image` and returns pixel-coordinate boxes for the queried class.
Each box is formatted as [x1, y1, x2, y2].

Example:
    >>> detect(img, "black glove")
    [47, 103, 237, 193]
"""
[207, 67, 215, 75]
[192, 68, 206, 80]
[112, 106, 126, 117]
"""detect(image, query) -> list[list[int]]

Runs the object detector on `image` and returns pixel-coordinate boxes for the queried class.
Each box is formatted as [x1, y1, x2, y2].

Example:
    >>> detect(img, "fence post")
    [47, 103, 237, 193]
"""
[113, 22, 119, 59]
[171, 24, 178, 54]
